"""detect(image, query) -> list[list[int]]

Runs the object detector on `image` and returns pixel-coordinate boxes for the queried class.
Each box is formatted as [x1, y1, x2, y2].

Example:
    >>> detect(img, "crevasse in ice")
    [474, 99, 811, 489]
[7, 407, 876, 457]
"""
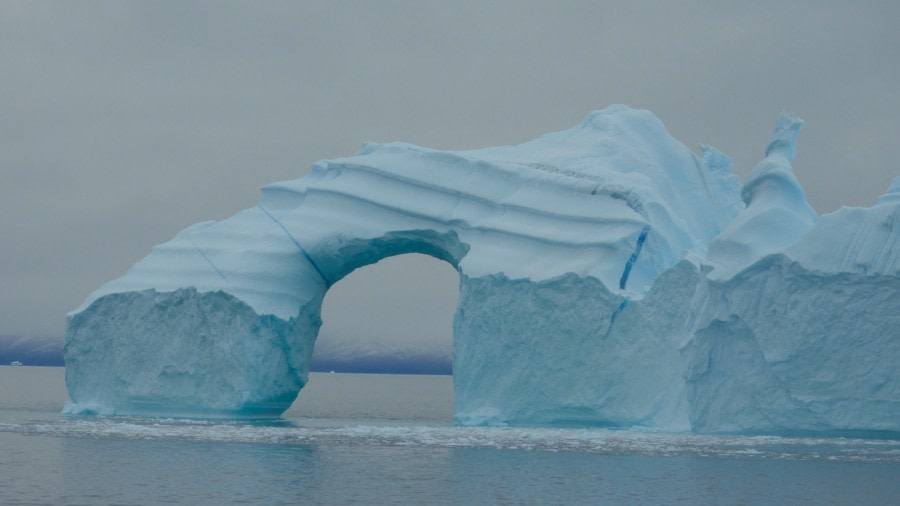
[64, 105, 899, 435]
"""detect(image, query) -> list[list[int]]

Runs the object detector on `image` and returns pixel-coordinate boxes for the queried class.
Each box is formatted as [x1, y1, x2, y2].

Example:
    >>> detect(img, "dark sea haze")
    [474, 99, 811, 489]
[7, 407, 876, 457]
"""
[0, 334, 452, 374]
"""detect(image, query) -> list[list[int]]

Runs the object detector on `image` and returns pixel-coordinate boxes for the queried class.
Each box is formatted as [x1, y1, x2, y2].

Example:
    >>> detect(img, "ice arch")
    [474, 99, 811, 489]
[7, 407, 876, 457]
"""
[65, 106, 899, 435]
[69, 106, 733, 419]
[65, 221, 470, 416]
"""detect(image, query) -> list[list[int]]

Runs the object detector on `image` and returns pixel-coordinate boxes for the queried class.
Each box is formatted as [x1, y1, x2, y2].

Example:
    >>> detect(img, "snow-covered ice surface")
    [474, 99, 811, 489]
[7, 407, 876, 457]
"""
[65, 105, 899, 435]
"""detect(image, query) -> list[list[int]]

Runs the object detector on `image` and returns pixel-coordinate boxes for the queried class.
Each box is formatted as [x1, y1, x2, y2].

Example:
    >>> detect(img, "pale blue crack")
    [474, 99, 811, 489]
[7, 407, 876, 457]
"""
[257, 204, 331, 287]
[190, 240, 228, 282]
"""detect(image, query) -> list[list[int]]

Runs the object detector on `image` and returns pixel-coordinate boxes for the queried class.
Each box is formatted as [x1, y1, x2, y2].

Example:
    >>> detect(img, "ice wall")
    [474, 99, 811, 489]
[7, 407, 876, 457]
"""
[65, 106, 899, 435]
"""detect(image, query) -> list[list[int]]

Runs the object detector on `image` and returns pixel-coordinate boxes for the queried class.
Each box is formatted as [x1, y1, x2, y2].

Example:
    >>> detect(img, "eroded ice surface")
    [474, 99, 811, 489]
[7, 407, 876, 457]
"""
[65, 106, 899, 435]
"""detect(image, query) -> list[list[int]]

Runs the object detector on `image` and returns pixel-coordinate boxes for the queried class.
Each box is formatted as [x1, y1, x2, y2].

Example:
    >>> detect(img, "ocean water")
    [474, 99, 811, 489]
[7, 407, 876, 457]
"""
[1, 367, 898, 505]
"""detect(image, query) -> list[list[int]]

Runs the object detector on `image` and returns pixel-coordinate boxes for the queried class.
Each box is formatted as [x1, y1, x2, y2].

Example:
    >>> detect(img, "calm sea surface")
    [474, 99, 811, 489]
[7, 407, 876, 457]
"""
[1, 366, 898, 505]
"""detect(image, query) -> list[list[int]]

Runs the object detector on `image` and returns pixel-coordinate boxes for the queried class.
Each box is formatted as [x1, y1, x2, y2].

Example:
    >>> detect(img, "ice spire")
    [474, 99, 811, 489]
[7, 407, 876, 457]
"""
[763, 111, 804, 161]
[704, 112, 818, 279]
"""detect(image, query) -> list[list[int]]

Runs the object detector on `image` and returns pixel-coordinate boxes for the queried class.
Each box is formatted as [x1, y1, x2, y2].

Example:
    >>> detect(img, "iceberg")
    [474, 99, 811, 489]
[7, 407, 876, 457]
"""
[64, 105, 899, 435]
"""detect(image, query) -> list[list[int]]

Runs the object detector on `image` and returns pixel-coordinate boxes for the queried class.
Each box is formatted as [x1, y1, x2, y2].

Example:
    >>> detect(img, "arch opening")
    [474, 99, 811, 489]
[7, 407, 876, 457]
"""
[288, 251, 460, 420]
[314, 252, 460, 375]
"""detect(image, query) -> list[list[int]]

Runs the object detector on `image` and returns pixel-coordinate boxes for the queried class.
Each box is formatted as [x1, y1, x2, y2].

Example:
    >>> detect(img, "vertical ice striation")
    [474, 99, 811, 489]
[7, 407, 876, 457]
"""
[619, 225, 650, 290]
[65, 106, 899, 436]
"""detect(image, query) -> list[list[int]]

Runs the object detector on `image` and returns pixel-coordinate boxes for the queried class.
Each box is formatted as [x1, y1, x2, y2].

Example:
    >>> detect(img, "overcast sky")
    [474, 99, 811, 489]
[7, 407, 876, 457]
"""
[2, 1, 898, 346]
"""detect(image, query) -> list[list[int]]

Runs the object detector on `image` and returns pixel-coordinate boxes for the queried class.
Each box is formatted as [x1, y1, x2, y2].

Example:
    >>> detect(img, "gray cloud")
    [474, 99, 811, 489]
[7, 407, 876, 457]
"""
[1, 1, 898, 343]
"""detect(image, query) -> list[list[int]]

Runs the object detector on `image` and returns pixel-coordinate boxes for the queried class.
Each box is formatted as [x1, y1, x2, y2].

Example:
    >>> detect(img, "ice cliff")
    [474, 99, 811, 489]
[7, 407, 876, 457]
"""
[64, 105, 899, 435]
